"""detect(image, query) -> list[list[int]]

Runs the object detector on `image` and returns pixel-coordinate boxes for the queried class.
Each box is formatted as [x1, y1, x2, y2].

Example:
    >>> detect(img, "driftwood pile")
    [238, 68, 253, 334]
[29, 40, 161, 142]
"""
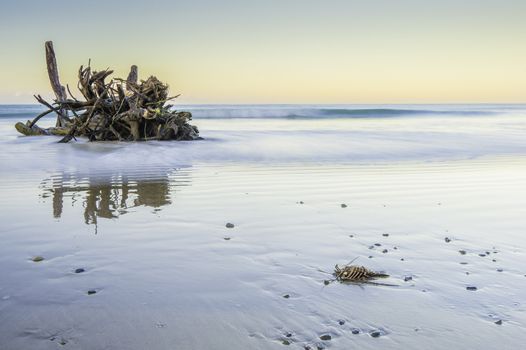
[15, 41, 200, 142]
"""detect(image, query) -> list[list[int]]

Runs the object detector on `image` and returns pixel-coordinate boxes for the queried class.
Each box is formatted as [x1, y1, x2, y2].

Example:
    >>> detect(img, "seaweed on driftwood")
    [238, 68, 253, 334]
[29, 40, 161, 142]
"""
[15, 41, 201, 142]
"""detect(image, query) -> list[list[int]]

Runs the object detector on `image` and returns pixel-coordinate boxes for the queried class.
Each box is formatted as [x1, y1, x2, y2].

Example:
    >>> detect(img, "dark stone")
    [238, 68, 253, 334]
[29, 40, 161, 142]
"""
[286, 333, 292, 338]
[400, 258, 405, 261]
[223, 237, 231, 240]
[374, 243, 382, 246]
[382, 249, 388, 254]
[299, 201, 304, 204]
[466, 286, 477, 291]
[382, 233, 389, 237]
[445, 237, 451, 243]
[495, 320, 503, 325]
[341, 204, 347, 208]
[319, 334, 331, 341]
[323, 280, 330, 285]
[460, 262, 468, 265]
[497, 268, 503, 272]
[75, 268, 85, 274]
[404, 276, 413, 282]
[225, 223, 235, 228]
[459, 250, 466, 255]
[349, 235, 354, 238]
[338, 320, 345, 325]
[283, 294, 290, 299]
[370, 330, 382, 338]
[282, 340, 291, 345]
[87, 290, 97, 295]
[479, 253, 486, 257]
[351, 329, 360, 334]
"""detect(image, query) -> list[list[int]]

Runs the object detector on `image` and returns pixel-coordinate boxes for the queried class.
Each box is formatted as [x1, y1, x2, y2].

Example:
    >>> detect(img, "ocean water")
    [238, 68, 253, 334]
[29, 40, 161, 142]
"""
[1, 105, 526, 349]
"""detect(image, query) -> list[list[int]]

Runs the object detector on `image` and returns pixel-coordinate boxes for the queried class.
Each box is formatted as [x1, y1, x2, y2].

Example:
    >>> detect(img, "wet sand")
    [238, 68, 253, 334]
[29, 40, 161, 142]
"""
[1, 106, 526, 349]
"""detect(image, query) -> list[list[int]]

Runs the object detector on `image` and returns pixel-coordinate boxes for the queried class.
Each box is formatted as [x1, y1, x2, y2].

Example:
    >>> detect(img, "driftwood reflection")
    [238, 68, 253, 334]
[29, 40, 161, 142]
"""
[40, 169, 189, 225]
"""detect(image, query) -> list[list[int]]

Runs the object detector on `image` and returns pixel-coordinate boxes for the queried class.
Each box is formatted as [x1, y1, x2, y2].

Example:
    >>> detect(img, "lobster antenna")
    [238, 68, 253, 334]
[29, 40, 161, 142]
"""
[345, 256, 359, 266]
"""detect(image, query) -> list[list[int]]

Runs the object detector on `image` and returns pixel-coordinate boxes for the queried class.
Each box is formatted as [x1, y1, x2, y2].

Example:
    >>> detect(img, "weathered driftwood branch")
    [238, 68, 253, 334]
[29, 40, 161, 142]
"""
[15, 41, 201, 143]
[45, 41, 69, 127]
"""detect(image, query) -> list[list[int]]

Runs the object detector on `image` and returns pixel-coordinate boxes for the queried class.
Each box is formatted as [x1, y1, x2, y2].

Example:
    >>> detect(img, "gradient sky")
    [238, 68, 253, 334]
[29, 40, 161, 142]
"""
[0, 0, 525, 104]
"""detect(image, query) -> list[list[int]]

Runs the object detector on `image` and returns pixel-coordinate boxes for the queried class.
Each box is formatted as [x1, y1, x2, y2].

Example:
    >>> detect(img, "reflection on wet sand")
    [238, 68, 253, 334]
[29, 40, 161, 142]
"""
[40, 169, 190, 225]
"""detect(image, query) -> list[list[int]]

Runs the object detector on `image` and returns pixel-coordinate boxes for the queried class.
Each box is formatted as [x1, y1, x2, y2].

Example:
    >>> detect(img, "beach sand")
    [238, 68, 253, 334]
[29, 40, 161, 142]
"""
[1, 105, 526, 349]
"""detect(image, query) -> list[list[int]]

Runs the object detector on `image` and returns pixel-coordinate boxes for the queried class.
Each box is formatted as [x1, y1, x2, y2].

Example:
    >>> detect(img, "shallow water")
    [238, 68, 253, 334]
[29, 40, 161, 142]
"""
[1, 105, 526, 349]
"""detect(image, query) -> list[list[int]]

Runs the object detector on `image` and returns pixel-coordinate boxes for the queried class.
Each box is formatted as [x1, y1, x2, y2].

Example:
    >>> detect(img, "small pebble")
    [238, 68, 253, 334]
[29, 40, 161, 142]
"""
[319, 334, 331, 341]
[349, 235, 354, 238]
[374, 243, 382, 247]
[283, 294, 290, 299]
[497, 269, 503, 272]
[370, 330, 382, 338]
[323, 280, 330, 285]
[351, 329, 360, 334]
[479, 253, 486, 257]
[368, 256, 373, 259]
[87, 290, 97, 295]
[225, 223, 235, 228]
[466, 286, 477, 291]
[492, 259, 497, 262]
[299, 201, 304, 204]
[282, 340, 291, 345]
[404, 276, 413, 282]
[286, 333, 292, 338]
[223, 237, 231, 241]
[32, 256, 44, 262]
[400, 258, 405, 261]
[460, 262, 468, 265]
[369, 245, 375, 249]
[75, 268, 85, 274]
[445, 237, 451, 243]
[393, 246, 398, 250]
[382, 249, 388, 254]
[338, 320, 345, 325]
[382, 233, 389, 237]
[341, 204, 347, 208]
[459, 250, 466, 255]
[495, 320, 503, 325]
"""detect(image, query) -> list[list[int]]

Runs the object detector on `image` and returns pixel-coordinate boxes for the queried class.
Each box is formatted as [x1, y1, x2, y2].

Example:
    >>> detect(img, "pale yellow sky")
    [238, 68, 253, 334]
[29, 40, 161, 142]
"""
[0, 0, 525, 104]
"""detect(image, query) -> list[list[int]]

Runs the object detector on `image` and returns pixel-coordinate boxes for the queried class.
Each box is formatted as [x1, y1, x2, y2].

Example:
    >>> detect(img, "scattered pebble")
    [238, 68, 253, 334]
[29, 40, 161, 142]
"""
[319, 334, 331, 341]
[492, 259, 497, 262]
[460, 262, 468, 265]
[341, 204, 347, 208]
[382, 233, 389, 237]
[495, 320, 503, 325]
[370, 330, 382, 338]
[282, 339, 291, 345]
[286, 333, 292, 338]
[393, 246, 398, 250]
[223, 237, 231, 241]
[225, 223, 235, 228]
[382, 249, 388, 254]
[75, 268, 85, 274]
[400, 258, 405, 261]
[497, 268, 503, 272]
[368, 256, 373, 259]
[466, 286, 477, 291]
[349, 235, 354, 238]
[338, 320, 345, 325]
[479, 253, 486, 257]
[283, 294, 290, 299]
[404, 276, 413, 282]
[323, 280, 330, 285]
[87, 290, 97, 295]
[444, 237, 451, 243]
[351, 329, 360, 335]
[369, 245, 375, 249]
[299, 201, 304, 204]
[32, 256, 44, 262]
[459, 250, 466, 255]
[374, 243, 382, 246]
